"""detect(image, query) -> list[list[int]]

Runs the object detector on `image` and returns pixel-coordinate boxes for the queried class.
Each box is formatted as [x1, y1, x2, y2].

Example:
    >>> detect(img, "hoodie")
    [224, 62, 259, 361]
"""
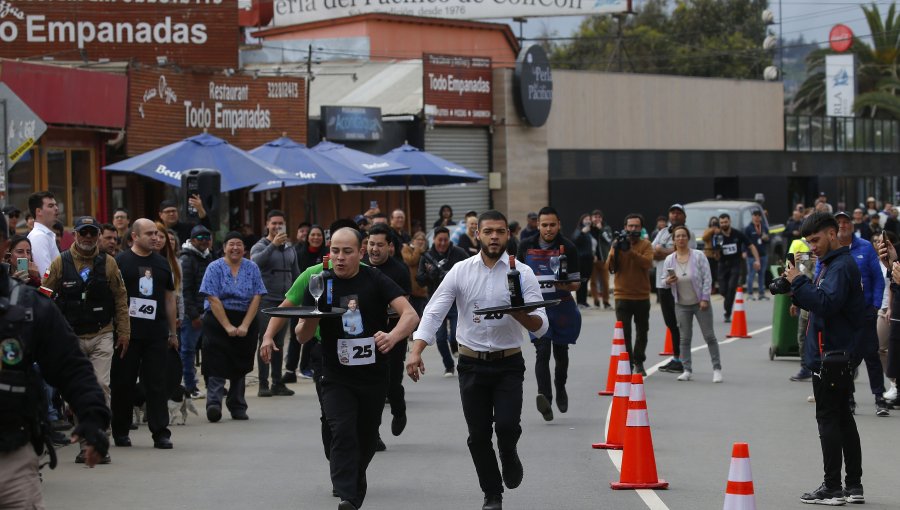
[250, 237, 300, 302]
[179, 240, 214, 321]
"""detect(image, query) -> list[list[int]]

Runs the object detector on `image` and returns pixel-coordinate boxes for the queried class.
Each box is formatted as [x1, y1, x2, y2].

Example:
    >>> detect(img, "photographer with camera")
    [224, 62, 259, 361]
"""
[608, 214, 654, 375]
[714, 213, 760, 323]
[417, 226, 468, 376]
[785, 212, 866, 505]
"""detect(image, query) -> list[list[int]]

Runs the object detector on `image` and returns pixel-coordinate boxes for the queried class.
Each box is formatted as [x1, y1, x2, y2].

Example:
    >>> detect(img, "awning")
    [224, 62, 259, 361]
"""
[0, 60, 127, 129]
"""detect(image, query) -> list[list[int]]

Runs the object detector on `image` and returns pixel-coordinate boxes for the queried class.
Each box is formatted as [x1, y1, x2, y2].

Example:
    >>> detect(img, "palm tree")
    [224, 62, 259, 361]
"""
[791, 2, 900, 119]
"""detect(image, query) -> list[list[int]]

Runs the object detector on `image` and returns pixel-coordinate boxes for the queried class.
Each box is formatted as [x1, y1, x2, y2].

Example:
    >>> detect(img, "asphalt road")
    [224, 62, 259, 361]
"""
[43, 295, 899, 510]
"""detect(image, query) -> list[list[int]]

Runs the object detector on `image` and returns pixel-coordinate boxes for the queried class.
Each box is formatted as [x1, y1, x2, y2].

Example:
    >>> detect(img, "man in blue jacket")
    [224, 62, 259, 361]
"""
[786, 212, 866, 506]
[834, 212, 890, 416]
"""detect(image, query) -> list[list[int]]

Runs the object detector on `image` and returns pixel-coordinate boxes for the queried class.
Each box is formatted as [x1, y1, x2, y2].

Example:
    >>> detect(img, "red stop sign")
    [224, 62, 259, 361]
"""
[830, 24, 854, 53]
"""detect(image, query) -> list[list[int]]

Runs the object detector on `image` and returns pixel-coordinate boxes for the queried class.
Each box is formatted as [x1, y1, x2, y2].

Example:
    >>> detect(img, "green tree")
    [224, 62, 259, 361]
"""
[550, 0, 770, 80]
[792, 2, 899, 119]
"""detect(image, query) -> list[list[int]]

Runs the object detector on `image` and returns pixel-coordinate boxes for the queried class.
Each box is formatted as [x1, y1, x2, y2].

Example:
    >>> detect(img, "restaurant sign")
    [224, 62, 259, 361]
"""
[128, 68, 306, 155]
[423, 54, 492, 126]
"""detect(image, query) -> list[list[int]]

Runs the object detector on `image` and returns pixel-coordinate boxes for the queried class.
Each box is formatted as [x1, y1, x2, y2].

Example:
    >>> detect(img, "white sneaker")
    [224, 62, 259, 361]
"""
[676, 371, 692, 381]
[884, 383, 897, 401]
[189, 389, 206, 399]
[443, 368, 455, 378]
[807, 395, 816, 403]
[712, 370, 723, 383]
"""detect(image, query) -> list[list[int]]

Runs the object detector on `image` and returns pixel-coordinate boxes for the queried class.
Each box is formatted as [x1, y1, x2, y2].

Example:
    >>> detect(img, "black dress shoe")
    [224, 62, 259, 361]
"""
[129, 423, 139, 430]
[280, 371, 298, 384]
[482, 494, 502, 510]
[391, 413, 407, 436]
[555, 383, 568, 413]
[375, 436, 386, 452]
[113, 436, 132, 447]
[337, 501, 358, 510]
[500, 449, 523, 489]
[207, 405, 222, 423]
[536, 394, 553, 421]
[153, 437, 173, 449]
[231, 412, 249, 420]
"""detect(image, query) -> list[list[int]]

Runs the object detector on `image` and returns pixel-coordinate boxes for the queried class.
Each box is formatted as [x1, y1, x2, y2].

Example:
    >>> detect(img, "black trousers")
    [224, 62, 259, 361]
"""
[656, 287, 681, 358]
[813, 368, 862, 489]
[310, 342, 331, 460]
[110, 336, 170, 440]
[718, 258, 742, 316]
[533, 337, 569, 404]
[386, 340, 406, 417]
[285, 318, 301, 373]
[614, 299, 651, 364]
[457, 353, 525, 497]
[853, 307, 886, 396]
[322, 377, 387, 508]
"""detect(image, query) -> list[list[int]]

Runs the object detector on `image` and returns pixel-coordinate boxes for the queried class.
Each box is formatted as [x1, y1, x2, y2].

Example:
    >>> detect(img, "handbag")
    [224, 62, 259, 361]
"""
[819, 350, 851, 390]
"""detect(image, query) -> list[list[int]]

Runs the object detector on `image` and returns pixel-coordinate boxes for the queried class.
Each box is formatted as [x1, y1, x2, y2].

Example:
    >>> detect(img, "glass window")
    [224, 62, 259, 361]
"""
[8, 151, 35, 227]
[70, 150, 92, 220]
[47, 149, 68, 225]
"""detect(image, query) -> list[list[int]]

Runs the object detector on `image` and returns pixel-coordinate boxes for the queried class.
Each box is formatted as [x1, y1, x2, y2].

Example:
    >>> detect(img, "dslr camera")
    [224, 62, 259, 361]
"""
[769, 253, 794, 295]
[612, 230, 633, 252]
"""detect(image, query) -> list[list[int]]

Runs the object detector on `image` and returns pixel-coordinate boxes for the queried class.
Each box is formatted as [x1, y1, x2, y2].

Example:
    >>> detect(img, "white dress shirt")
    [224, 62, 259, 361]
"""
[28, 222, 59, 276]
[414, 253, 549, 351]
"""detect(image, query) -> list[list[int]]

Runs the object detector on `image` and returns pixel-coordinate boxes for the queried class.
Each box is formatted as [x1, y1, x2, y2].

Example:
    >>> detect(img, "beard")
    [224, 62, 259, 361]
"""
[482, 241, 507, 260]
[76, 240, 97, 252]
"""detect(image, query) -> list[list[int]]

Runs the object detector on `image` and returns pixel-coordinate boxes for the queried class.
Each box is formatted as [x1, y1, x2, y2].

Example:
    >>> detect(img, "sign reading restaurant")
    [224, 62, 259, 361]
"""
[127, 68, 306, 155]
[273, 0, 631, 25]
[423, 53, 492, 126]
[0, 0, 238, 68]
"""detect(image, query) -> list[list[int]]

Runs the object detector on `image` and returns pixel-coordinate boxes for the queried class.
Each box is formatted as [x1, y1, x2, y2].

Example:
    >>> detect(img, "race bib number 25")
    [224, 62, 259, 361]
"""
[129, 297, 157, 320]
[337, 337, 376, 366]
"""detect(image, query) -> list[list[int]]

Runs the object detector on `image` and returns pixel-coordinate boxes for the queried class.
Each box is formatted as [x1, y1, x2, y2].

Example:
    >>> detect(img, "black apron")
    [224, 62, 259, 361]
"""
[201, 309, 259, 380]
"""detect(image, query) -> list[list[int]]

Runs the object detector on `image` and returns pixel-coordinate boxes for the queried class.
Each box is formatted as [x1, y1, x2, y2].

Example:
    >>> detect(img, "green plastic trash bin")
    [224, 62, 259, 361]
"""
[769, 265, 799, 360]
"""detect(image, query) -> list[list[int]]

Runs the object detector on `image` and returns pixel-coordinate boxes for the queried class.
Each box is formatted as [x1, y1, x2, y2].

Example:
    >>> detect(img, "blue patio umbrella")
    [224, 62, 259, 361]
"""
[104, 133, 290, 192]
[374, 143, 484, 186]
[311, 140, 408, 176]
[248, 137, 375, 192]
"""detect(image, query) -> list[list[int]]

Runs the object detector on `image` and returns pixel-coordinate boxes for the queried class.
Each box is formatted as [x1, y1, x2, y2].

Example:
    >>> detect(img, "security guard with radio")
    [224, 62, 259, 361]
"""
[0, 212, 110, 508]
[42, 215, 129, 463]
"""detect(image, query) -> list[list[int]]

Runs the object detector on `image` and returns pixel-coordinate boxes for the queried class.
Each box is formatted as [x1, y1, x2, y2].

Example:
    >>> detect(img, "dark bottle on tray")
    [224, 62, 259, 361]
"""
[508, 255, 525, 307]
[558, 245, 569, 281]
[320, 255, 332, 312]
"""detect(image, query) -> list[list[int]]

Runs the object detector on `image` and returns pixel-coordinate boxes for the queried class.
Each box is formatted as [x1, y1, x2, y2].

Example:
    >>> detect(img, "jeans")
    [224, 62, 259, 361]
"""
[674, 303, 721, 372]
[206, 376, 247, 416]
[457, 353, 525, 497]
[435, 305, 458, 370]
[718, 258, 742, 316]
[533, 337, 569, 404]
[322, 378, 387, 509]
[614, 298, 651, 365]
[256, 298, 288, 386]
[812, 368, 862, 489]
[657, 288, 681, 357]
[745, 254, 768, 297]
[180, 320, 203, 392]
[853, 307, 885, 396]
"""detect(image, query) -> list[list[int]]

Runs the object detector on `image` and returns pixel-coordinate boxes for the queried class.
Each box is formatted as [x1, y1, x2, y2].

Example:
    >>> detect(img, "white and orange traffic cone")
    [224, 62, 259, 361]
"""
[723, 442, 756, 510]
[593, 351, 630, 450]
[726, 287, 752, 338]
[659, 327, 674, 356]
[611, 373, 668, 490]
[599, 322, 626, 396]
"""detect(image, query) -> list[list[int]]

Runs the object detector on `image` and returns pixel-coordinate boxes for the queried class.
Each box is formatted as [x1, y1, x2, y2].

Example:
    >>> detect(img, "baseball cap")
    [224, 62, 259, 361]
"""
[73, 216, 100, 232]
[834, 211, 851, 221]
[190, 225, 211, 239]
[354, 214, 369, 226]
[159, 199, 177, 212]
[527, 212, 538, 219]
[2, 205, 21, 217]
[669, 204, 685, 213]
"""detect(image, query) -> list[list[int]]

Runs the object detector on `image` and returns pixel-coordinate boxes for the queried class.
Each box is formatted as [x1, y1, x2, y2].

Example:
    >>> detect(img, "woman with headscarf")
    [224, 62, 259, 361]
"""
[199, 232, 267, 421]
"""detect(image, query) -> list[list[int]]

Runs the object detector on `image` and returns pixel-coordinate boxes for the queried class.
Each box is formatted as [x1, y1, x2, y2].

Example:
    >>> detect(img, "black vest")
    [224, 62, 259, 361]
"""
[0, 278, 45, 456]
[55, 251, 115, 335]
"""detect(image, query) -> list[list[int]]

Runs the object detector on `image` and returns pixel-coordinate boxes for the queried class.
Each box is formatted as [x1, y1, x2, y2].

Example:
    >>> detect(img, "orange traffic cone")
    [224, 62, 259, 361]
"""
[599, 322, 626, 396]
[723, 443, 756, 510]
[726, 287, 752, 338]
[659, 328, 674, 356]
[611, 373, 668, 490]
[593, 352, 631, 450]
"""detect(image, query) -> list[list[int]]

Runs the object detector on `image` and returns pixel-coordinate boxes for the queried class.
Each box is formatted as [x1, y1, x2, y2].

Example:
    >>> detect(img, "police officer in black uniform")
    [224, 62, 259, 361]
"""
[0, 213, 110, 507]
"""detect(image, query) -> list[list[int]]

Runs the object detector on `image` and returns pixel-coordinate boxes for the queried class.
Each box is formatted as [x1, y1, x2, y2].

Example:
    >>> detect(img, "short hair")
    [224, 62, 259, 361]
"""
[433, 226, 450, 237]
[0, 212, 8, 241]
[158, 199, 177, 212]
[329, 219, 359, 234]
[267, 209, 286, 221]
[625, 213, 644, 227]
[591, 209, 603, 217]
[332, 227, 363, 248]
[464, 210, 478, 219]
[297, 222, 311, 230]
[508, 220, 520, 231]
[800, 212, 838, 238]
[537, 206, 559, 220]
[477, 210, 508, 229]
[391, 209, 405, 218]
[371, 212, 388, 221]
[719, 213, 731, 220]
[28, 191, 54, 218]
[113, 207, 130, 218]
[655, 215, 667, 223]
[100, 223, 117, 234]
[368, 223, 392, 240]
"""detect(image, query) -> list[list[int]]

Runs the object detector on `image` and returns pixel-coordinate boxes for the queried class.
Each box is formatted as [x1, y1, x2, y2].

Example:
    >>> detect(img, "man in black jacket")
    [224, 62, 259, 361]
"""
[786, 212, 866, 506]
[179, 225, 214, 399]
[417, 226, 468, 376]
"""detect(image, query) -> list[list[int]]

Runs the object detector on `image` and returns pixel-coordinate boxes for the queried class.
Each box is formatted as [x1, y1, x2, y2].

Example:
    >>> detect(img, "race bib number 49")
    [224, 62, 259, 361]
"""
[129, 297, 157, 320]
[337, 337, 376, 366]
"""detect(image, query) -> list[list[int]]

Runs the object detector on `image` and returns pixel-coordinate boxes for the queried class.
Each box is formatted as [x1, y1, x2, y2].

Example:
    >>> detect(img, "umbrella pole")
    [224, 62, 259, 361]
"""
[331, 186, 338, 221]
[406, 177, 411, 234]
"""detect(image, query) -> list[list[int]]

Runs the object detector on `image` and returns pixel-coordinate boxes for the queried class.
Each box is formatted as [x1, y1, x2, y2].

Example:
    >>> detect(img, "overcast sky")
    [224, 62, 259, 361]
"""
[498, 0, 885, 48]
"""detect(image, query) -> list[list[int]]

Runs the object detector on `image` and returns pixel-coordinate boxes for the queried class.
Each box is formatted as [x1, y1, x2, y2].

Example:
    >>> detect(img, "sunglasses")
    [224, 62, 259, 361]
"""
[77, 229, 99, 237]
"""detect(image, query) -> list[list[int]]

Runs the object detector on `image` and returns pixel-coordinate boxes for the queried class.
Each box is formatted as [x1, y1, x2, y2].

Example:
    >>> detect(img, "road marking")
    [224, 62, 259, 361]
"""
[605, 324, 773, 509]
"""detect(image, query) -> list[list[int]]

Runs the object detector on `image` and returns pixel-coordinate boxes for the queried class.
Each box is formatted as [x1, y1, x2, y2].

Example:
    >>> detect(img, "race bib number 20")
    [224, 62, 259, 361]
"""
[129, 297, 157, 320]
[337, 337, 376, 366]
